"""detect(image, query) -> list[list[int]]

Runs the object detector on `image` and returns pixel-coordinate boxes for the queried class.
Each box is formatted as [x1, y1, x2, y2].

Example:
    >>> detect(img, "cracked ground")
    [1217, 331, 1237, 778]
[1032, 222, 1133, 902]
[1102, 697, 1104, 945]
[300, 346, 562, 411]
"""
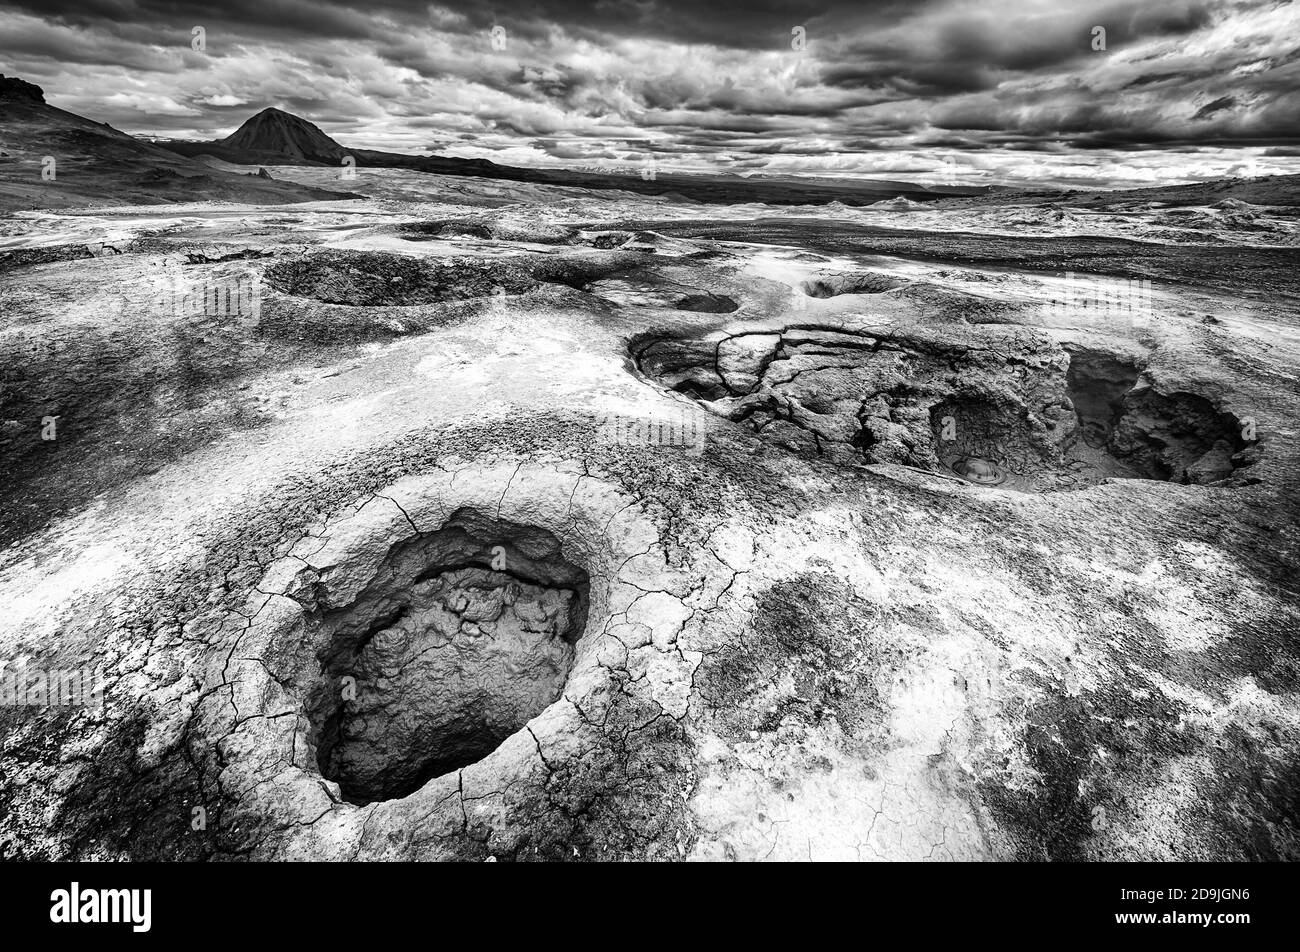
[1, 179, 1298, 861]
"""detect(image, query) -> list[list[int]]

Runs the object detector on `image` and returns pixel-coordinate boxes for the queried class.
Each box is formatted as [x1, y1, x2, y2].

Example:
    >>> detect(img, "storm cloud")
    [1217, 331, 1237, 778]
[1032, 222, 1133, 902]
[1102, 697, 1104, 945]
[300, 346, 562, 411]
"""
[1, 0, 1297, 186]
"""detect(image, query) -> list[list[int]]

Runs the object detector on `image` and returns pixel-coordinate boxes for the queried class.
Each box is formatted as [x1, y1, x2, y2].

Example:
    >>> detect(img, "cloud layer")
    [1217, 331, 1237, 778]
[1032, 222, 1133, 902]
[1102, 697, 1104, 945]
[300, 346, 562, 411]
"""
[3, 0, 1298, 186]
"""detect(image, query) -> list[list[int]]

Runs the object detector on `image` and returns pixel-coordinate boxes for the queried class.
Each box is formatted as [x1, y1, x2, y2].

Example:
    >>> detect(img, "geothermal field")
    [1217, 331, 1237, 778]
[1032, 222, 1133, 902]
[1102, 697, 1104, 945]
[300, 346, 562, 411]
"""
[0, 14, 1298, 871]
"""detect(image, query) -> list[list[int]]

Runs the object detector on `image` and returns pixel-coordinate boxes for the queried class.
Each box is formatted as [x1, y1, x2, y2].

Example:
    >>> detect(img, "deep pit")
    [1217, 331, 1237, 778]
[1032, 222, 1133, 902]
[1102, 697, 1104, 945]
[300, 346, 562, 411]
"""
[635, 328, 1259, 491]
[304, 509, 589, 805]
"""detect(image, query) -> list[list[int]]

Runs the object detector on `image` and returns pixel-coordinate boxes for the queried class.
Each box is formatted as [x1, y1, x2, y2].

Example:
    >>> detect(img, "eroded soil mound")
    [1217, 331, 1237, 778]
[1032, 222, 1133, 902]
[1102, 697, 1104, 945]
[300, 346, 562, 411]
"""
[264, 249, 537, 305]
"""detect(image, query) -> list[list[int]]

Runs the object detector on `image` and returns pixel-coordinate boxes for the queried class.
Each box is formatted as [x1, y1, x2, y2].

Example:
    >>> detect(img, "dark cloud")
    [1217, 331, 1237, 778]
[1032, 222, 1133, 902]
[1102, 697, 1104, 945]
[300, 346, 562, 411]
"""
[1193, 95, 1238, 119]
[0, 0, 387, 43]
[0, 0, 1297, 185]
[1122, 69, 1213, 88]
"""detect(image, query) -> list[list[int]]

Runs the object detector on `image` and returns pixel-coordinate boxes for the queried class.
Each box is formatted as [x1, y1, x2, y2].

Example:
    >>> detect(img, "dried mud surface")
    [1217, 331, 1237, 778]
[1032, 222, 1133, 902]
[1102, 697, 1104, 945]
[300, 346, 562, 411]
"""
[1, 178, 1298, 861]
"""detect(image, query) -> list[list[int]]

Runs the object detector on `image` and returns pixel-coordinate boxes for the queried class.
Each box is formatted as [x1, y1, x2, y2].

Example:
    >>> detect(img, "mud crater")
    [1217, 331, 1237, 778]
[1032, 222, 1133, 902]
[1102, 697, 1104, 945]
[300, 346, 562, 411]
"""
[635, 328, 1260, 491]
[398, 219, 578, 245]
[800, 270, 908, 298]
[585, 276, 738, 313]
[304, 509, 589, 804]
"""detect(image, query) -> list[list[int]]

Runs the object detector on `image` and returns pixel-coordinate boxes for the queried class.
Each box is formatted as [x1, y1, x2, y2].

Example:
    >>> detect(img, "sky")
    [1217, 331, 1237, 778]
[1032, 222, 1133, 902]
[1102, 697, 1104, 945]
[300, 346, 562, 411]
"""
[2, 0, 1299, 188]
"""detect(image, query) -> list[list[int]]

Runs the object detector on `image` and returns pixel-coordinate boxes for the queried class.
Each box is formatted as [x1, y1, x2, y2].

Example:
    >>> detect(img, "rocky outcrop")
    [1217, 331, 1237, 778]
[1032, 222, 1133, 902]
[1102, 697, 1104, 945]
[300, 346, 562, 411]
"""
[0, 74, 44, 103]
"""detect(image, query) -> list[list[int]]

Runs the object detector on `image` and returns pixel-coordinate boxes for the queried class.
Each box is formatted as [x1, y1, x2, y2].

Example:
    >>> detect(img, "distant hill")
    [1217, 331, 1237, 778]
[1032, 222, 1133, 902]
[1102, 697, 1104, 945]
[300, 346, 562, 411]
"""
[0, 75, 356, 213]
[220, 107, 348, 164]
[938, 173, 1300, 209]
[160, 106, 991, 206]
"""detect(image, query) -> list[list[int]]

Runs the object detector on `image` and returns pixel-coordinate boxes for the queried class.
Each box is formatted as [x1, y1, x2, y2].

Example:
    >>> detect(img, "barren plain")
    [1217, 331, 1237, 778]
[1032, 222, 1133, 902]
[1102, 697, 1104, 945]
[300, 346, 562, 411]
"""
[1, 152, 1298, 861]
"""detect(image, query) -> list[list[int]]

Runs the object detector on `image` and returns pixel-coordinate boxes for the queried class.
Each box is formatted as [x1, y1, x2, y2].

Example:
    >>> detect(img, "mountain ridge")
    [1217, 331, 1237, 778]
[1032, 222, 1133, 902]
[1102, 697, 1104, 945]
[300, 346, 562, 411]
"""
[159, 105, 988, 206]
[0, 75, 358, 212]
